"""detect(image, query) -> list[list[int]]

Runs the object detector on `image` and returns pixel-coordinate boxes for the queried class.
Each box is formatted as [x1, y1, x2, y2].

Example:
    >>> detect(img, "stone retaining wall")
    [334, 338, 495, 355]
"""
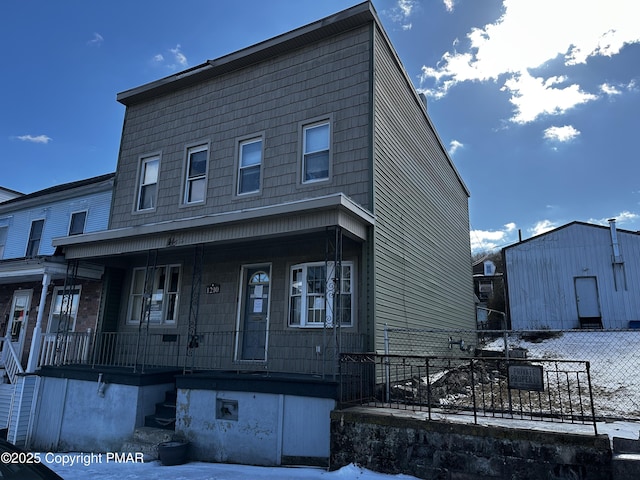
[330, 408, 612, 479]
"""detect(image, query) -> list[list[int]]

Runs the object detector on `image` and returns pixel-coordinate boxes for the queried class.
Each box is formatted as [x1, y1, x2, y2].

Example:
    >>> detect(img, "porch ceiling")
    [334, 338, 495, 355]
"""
[0, 257, 104, 285]
[54, 193, 375, 260]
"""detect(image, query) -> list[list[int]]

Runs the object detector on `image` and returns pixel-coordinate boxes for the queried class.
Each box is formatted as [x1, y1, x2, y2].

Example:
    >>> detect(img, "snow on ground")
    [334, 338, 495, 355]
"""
[483, 330, 640, 418]
[43, 459, 420, 480]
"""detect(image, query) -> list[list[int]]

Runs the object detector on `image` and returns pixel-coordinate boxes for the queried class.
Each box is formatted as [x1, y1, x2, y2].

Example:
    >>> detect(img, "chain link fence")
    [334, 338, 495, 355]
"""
[383, 327, 640, 420]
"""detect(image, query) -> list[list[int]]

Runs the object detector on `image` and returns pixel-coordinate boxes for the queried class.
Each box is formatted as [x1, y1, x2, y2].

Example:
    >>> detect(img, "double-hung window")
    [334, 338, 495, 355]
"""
[26, 219, 44, 257]
[0, 226, 7, 258]
[128, 265, 180, 325]
[69, 211, 87, 235]
[302, 121, 330, 183]
[184, 145, 208, 204]
[238, 138, 262, 195]
[137, 155, 159, 211]
[288, 261, 353, 327]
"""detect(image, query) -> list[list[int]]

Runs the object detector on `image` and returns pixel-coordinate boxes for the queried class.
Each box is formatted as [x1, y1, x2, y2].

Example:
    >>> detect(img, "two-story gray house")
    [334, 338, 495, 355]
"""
[33, 2, 474, 466]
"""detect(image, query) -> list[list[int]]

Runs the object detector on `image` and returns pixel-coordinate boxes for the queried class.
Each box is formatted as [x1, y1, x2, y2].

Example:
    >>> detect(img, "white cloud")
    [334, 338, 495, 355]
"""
[87, 32, 103, 47]
[588, 211, 640, 226]
[420, 0, 640, 123]
[543, 125, 580, 142]
[443, 0, 455, 13]
[448, 139, 463, 155]
[384, 0, 417, 30]
[503, 72, 597, 124]
[169, 44, 188, 68]
[16, 134, 52, 144]
[529, 219, 557, 236]
[470, 222, 517, 252]
[600, 83, 622, 95]
[153, 45, 188, 70]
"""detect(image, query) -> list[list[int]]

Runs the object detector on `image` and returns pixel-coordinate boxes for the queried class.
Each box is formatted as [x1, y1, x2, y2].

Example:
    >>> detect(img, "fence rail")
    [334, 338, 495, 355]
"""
[340, 352, 598, 434]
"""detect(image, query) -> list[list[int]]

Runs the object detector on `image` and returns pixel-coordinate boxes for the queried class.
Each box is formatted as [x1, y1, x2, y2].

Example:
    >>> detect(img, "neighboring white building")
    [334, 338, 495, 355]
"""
[503, 220, 640, 330]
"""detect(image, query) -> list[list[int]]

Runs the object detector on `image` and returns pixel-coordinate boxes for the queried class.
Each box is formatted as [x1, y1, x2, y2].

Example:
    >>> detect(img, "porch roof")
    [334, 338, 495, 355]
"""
[0, 256, 104, 285]
[53, 193, 375, 260]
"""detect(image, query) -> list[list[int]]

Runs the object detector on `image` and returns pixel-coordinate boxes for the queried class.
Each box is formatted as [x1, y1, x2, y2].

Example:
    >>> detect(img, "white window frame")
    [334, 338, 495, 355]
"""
[68, 210, 87, 236]
[136, 155, 160, 211]
[237, 137, 263, 195]
[301, 120, 331, 184]
[0, 225, 7, 258]
[26, 219, 45, 257]
[47, 285, 82, 333]
[288, 261, 354, 328]
[183, 144, 209, 204]
[127, 264, 181, 325]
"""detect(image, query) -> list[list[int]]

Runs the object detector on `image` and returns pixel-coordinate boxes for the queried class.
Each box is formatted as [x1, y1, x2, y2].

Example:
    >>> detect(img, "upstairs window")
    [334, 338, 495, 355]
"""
[237, 138, 263, 195]
[127, 265, 181, 325]
[288, 261, 353, 327]
[184, 145, 208, 204]
[26, 219, 44, 257]
[0, 226, 7, 258]
[302, 121, 330, 183]
[137, 155, 159, 211]
[69, 211, 87, 236]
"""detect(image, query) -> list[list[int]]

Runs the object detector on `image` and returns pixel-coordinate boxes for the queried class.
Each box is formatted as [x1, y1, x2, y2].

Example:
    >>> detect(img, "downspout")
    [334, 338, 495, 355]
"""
[26, 270, 51, 373]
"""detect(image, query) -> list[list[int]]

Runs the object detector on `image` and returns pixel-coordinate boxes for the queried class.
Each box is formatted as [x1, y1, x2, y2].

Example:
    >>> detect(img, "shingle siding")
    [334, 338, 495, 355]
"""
[371, 26, 474, 350]
[110, 26, 372, 231]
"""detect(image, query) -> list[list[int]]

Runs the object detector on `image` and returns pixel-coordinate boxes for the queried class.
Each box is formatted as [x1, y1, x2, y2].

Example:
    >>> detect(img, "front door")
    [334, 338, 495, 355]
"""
[6, 290, 32, 360]
[574, 276, 601, 326]
[238, 266, 270, 361]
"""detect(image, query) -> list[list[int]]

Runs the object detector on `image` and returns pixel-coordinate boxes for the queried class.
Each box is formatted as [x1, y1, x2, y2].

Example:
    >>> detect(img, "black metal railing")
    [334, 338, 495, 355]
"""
[339, 353, 598, 434]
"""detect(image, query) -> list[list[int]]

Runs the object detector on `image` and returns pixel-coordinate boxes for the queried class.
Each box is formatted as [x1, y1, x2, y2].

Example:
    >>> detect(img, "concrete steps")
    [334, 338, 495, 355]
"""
[121, 426, 175, 460]
[612, 437, 640, 480]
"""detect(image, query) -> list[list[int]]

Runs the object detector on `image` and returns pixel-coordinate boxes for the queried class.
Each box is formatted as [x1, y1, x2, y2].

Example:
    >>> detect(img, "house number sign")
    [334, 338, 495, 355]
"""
[206, 283, 220, 294]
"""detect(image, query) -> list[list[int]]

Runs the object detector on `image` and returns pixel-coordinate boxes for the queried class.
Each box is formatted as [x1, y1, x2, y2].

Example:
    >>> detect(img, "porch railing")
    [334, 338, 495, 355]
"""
[59, 329, 366, 377]
[0, 338, 25, 384]
[38, 331, 93, 368]
[339, 353, 598, 434]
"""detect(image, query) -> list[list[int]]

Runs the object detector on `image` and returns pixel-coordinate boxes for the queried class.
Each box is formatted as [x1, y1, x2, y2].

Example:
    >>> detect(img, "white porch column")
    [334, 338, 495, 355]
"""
[26, 271, 51, 373]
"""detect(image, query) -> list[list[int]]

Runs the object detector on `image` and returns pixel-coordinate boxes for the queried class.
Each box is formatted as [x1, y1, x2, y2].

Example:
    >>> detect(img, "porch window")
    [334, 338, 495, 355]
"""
[288, 261, 353, 327]
[26, 219, 44, 257]
[302, 121, 330, 183]
[184, 145, 208, 204]
[136, 155, 159, 211]
[127, 265, 181, 325]
[48, 286, 81, 333]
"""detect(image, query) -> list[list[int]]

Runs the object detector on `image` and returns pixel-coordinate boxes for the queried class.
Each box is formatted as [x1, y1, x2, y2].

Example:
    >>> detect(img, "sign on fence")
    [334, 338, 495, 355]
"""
[508, 364, 544, 391]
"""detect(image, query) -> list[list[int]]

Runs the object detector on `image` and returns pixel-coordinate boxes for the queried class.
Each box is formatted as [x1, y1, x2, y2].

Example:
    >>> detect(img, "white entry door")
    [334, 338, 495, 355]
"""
[574, 276, 601, 319]
[6, 290, 33, 360]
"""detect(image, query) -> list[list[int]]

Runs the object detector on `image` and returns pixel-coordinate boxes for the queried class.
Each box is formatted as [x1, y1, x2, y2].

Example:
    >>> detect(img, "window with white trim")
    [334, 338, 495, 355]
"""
[237, 138, 262, 194]
[127, 265, 180, 325]
[288, 261, 353, 327]
[69, 211, 87, 235]
[302, 121, 330, 183]
[0, 226, 7, 258]
[184, 145, 208, 204]
[136, 155, 159, 211]
[26, 219, 44, 257]
[48, 286, 81, 333]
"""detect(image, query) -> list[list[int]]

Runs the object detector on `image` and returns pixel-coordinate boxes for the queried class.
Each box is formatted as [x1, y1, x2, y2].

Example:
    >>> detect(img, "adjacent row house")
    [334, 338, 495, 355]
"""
[27, 2, 475, 466]
[0, 174, 114, 444]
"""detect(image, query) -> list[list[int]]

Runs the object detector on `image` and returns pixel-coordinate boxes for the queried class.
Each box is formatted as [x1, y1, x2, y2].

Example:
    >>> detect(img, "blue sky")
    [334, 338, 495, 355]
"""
[2, 0, 639, 253]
